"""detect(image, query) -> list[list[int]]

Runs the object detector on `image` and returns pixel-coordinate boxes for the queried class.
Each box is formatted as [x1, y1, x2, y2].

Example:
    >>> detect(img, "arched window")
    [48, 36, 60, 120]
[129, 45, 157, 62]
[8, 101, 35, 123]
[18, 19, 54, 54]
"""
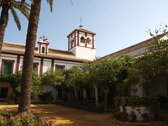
[86, 38, 91, 44]
[42, 47, 45, 53]
[80, 36, 85, 43]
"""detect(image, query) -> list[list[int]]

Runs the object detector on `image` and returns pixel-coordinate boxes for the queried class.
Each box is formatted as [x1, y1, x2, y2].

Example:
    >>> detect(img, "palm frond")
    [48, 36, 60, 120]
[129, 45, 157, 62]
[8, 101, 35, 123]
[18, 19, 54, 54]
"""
[46, 0, 53, 12]
[10, 7, 21, 30]
[70, 0, 73, 6]
[15, 1, 31, 11]
[14, 2, 30, 20]
[21, 3, 31, 12]
[17, 7, 30, 20]
[20, 0, 26, 7]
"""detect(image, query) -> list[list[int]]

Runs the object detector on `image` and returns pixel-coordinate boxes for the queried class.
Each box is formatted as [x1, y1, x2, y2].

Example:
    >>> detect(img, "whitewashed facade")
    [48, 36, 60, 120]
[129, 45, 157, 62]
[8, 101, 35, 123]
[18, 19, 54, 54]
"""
[0, 27, 96, 101]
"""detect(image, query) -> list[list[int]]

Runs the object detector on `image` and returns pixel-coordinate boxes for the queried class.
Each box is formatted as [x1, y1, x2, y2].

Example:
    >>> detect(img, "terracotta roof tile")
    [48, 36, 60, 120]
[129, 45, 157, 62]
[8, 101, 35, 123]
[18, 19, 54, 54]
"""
[67, 28, 96, 37]
[3, 42, 73, 56]
[3, 42, 25, 49]
[48, 48, 73, 56]
[1, 49, 89, 62]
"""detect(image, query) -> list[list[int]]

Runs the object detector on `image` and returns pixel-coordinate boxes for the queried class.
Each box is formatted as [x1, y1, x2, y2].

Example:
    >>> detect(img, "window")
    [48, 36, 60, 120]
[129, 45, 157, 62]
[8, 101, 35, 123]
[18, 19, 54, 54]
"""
[33, 63, 39, 70]
[0, 88, 8, 99]
[86, 38, 91, 44]
[80, 36, 85, 43]
[56, 65, 65, 70]
[42, 47, 45, 53]
[2, 60, 14, 74]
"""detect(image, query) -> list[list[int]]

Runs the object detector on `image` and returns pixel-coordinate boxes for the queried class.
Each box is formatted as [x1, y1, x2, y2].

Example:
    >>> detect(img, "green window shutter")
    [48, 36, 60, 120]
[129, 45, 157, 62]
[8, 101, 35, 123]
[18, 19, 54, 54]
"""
[57, 66, 63, 69]
[2, 61, 12, 74]
[56, 65, 65, 70]
[42, 47, 45, 53]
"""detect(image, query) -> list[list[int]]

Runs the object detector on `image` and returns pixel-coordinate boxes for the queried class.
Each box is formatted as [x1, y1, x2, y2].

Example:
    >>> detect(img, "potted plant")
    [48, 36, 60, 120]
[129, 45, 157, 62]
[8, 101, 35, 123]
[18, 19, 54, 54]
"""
[155, 112, 165, 121]
[114, 111, 122, 119]
[121, 111, 128, 120]
[130, 111, 137, 121]
[141, 113, 149, 122]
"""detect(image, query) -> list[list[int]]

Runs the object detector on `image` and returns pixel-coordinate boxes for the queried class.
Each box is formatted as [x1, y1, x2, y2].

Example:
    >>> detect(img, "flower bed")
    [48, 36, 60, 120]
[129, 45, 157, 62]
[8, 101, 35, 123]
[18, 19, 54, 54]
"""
[0, 108, 55, 126]
[120, 105, 150, 121]
[113, 95, 162, 121]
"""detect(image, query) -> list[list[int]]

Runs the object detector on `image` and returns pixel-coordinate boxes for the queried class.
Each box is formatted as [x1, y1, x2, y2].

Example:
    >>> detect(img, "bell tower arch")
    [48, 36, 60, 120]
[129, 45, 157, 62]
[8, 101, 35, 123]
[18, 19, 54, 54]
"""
[67, 26, 96, 61]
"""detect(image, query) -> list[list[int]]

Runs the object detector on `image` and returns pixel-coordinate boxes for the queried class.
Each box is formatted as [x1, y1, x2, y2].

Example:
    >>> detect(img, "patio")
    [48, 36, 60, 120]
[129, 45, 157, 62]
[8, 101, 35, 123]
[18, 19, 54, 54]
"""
[0, 104, 168, 126]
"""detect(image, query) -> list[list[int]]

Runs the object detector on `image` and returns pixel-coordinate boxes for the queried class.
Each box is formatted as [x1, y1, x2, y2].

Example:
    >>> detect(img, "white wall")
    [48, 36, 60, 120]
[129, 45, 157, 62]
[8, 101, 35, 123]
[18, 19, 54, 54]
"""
[43, 59, 52, 73]
[125, 47, 146, 57]
[76, 46, 96, 60]
[69, 46, 96, 61]
[33, 58, 41, 75]
[131, 84, 144, 97]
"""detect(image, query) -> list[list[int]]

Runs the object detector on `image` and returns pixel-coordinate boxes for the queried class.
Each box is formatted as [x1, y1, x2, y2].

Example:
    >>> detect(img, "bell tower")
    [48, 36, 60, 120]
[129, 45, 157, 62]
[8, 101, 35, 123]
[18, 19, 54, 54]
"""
[67, 26, 96, 61]
[38, 36, 49, 54]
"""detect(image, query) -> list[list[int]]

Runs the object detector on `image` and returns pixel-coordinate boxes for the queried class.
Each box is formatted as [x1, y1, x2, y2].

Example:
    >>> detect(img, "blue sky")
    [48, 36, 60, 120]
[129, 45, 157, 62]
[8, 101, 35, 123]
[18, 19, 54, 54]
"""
[4, 0, 168, 57]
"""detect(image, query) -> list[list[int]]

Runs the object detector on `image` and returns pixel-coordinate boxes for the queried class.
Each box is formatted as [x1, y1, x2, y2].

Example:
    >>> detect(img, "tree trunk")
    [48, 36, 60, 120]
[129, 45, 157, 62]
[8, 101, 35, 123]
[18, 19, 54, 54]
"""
[0, 7, 9, 56]
[83, 88, 87, 99]
[166, 76, 168, 98]
[103, 88, 109, 112]
[95, 86, 99, 105]
[74, 88, 78, 101]
[18, 0, 41, 113]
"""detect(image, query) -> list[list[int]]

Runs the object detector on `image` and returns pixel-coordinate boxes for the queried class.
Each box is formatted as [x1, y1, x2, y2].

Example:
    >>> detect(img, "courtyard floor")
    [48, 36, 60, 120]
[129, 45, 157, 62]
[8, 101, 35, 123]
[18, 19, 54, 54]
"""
[0, 104, 168, 126]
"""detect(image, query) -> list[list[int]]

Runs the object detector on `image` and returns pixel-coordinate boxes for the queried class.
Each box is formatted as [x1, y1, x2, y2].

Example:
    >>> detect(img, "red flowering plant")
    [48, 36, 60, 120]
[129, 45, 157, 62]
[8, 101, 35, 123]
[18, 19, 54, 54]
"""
[0, 108, 55, 126]
[10, 115, 22, 126]
[0, 108, 17, 117]
[18, 112, 36, 125]
[0, 115, 8, 126]
[36, 117, 56, 126]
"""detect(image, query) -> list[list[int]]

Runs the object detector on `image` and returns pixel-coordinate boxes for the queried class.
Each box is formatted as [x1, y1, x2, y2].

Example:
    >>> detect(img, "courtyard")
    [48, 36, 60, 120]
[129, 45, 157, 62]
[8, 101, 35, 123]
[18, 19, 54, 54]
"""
[0, 104, 167, 126]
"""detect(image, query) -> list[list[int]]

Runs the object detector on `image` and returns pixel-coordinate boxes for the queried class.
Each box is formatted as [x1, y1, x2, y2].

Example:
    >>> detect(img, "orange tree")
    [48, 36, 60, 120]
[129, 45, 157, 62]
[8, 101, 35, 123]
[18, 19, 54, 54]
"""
[121, 26, 168, 97]
[89, 55, 134, 112]
[0, 70, 43, 103]
[63, 65, 91, 101]
[136, 28, 168, 96]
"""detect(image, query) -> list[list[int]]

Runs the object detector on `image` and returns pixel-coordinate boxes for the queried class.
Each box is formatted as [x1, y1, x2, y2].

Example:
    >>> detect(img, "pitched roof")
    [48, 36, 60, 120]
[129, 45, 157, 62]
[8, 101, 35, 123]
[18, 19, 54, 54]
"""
[67, 28, 96, 37]
[103, 33, 167, 58]
[2, 42, 90, 62]
[48, 48, 73, 56]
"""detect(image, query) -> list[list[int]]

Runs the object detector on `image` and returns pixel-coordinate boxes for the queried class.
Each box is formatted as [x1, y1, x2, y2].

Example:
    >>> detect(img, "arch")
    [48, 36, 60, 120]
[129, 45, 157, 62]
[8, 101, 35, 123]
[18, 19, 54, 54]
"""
[42, 47, 45, 53]
[86, 38, 91, 44]
[80, 36, 85, 43]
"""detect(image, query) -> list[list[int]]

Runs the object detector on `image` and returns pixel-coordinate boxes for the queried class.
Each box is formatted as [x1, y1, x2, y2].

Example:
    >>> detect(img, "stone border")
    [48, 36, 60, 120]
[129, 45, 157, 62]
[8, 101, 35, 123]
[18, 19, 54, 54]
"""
[111, 115, 168, 125]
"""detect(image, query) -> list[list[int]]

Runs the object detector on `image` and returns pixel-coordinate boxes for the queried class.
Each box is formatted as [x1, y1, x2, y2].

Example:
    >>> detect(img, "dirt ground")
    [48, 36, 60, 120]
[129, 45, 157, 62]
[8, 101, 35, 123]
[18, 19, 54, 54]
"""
[0, 104, 168, 126]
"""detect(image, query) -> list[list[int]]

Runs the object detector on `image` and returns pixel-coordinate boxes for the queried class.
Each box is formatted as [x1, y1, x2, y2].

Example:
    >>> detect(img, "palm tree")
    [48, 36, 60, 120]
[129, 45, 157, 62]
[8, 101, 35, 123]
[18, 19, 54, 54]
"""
[0, 0, 30, 56]
[18, 0, 53, 113]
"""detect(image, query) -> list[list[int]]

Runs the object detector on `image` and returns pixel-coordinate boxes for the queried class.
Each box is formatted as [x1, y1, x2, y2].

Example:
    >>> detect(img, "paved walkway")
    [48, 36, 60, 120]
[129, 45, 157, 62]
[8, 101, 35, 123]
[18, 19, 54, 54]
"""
[0, 104, 168, 126]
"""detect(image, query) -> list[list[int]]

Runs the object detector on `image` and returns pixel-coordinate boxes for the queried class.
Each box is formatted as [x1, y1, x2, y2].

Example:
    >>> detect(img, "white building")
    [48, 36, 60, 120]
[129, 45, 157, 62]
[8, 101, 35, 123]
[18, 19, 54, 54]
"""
[1, 26, 167, 103]
[103, 33, 168, 98]
[0, 26, 96, 101]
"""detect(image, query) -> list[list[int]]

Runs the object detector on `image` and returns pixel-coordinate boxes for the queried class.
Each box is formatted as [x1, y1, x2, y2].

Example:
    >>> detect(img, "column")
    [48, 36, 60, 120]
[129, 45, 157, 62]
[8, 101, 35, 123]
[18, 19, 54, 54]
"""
[83, 88, 87, 99]
[95, 86, 99, 105]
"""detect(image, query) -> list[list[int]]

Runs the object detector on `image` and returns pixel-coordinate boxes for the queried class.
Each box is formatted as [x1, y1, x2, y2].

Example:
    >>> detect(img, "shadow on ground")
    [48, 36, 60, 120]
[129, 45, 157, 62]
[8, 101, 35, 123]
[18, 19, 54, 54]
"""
[0, 104, 168, 126]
